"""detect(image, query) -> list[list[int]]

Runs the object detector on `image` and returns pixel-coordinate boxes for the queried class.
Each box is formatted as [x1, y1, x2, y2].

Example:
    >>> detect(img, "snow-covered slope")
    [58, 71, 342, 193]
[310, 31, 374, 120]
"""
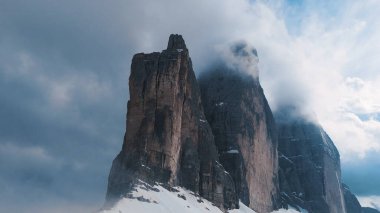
[100, 181, 306, 213]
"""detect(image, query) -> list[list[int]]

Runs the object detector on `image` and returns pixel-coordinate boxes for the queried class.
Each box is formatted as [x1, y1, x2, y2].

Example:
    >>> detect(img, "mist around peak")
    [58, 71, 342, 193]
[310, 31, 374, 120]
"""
[202, 41, 260, 79]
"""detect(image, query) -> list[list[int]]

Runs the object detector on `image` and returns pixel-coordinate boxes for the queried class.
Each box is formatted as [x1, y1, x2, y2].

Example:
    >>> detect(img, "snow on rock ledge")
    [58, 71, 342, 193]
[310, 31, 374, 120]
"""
[100, 181, 305, 213]
[101, 181, 237, 213]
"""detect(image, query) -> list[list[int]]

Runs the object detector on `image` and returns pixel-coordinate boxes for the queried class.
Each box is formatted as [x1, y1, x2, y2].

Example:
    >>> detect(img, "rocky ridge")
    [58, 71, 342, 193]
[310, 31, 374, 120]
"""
[199, 65, 279, 213]
[275, 108, 345, 213]
[274, 107, 375, 213]
[342, 184, 362, 213]
[105, 34, 370, 213]
[106, 34, 237, 210]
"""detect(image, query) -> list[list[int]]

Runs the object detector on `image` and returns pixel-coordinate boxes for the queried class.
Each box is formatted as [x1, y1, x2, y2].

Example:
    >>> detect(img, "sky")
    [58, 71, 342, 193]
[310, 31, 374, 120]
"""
[0, 0, 379, 212]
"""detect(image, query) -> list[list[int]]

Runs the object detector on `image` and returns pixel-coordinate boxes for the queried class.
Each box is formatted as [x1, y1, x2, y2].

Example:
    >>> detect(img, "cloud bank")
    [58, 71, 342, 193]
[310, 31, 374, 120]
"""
[1, 0, 379, 211]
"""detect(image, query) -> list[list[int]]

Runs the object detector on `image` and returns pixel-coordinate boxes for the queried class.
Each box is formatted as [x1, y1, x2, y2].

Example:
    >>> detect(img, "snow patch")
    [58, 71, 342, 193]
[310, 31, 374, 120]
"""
[101, 181, 262, 213]
[100, 181, 308, 213]
[272, 206, 308, 213]
[229, 202, 256, 213]
[100, 182, 224, 213]
[279, 154, 294, 164]
[141, 164, 151, 170]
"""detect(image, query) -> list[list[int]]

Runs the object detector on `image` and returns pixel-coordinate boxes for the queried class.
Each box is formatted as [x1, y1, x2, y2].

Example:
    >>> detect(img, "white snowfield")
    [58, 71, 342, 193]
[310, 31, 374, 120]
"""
[100, 181, 306, 213]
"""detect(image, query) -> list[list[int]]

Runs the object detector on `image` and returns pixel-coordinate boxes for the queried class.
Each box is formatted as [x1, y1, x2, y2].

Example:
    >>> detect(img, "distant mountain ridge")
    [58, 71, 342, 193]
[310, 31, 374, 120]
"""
[104, 34, 372, 213]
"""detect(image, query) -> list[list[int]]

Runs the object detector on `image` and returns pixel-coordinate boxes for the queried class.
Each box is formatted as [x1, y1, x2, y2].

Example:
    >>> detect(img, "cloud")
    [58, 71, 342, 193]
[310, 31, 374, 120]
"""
[1, 0, 380, 211]
[342, 151, 380, 196]
[245, 0, 380, 195]
[358, 196, 380, 210]
[213, 41, 260, 78]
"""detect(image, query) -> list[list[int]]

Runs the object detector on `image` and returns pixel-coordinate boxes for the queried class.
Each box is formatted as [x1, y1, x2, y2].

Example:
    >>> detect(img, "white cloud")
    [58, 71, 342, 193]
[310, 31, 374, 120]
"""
[105, 0, 380, 164]
[358, 195, 380, 210]
[224, 0, 380, 162]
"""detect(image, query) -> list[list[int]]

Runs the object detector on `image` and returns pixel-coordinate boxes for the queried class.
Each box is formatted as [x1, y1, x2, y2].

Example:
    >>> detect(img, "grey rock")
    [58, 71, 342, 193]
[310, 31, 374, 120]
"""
[199, 67, 280, 213]
[342, 183, 362, 213]
[362, 207, 380, 213]
[276, 106, 346, 213]
[106, 34, 238, 210]
[104, 33, 369, 213]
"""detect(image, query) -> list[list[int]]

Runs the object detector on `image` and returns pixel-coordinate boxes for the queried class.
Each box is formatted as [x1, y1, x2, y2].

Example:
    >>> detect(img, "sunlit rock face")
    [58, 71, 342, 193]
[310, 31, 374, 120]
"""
[106, 34, 238, 210]
[276, 107, 347, 213]
[199, 63, 280, 213]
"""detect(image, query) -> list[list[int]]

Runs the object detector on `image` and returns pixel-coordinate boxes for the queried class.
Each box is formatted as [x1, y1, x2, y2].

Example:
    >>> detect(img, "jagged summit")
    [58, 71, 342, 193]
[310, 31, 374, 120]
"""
[105, 34, 366, 213]
[199, 65, 280, 213]
[106, 34, 238, 210]
[167, 34, 187, 50]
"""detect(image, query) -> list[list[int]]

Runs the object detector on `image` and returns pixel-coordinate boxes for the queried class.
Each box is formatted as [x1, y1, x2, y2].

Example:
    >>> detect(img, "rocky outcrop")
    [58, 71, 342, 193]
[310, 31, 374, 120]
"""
[199, 46, 279, 212]
[276, 107, 347, 213]
[105, 33, 369, 213]
[342, 184, 362, 213]
[106, 34, 238, 210]
[363, 207, 380, 213]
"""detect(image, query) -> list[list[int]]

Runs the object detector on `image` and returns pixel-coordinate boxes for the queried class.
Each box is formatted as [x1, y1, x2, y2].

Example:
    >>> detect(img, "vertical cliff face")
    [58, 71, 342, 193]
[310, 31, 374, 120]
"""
[363, 208, 380, 213]
[276, 107, 346, 213]
[342, 184, 362, 213]
[104, 33, 368, 213]
[106, 34, 238, 210]
[199, 66, 279, 213]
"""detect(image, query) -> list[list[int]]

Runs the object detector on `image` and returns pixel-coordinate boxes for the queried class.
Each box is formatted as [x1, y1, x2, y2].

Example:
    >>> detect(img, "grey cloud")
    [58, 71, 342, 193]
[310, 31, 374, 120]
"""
[0, 0, 379, 212]
[0, 1, 133, 212]
[342, 151, 380, 196]
[226, 41, 260, 78]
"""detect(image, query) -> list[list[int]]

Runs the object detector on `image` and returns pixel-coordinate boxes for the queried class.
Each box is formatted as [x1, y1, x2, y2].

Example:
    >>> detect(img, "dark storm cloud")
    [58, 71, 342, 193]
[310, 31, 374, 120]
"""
[0, 1, 263, 211]
[0, 1, 136, 212]
[1, 0, 233, 210]
[1, 0, 133, 71]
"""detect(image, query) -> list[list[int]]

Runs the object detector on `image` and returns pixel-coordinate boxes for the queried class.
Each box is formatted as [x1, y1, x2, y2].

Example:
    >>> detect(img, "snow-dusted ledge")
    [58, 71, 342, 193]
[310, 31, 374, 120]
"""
[100, 181, 307, 213]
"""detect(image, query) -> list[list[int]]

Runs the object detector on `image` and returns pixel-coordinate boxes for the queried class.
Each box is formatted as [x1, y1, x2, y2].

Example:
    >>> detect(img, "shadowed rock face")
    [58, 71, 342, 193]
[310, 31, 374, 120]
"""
[276, 107, 347, 213]
[106, 34, 238, 210]
[362, 207, 380, 213]
[104, 34, 367, 213]
[199, 68, 279, 213]
[342, 184, 362, 213]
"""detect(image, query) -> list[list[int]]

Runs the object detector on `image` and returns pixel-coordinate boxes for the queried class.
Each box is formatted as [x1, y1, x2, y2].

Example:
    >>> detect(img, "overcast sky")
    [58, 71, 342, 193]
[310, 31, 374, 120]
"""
[1, 0, 379, 212]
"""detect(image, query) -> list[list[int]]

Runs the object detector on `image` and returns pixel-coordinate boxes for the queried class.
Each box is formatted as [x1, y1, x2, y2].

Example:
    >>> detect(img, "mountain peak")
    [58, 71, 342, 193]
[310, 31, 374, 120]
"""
[106, 34, 238, 210]
[167, 34, 187, 50]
